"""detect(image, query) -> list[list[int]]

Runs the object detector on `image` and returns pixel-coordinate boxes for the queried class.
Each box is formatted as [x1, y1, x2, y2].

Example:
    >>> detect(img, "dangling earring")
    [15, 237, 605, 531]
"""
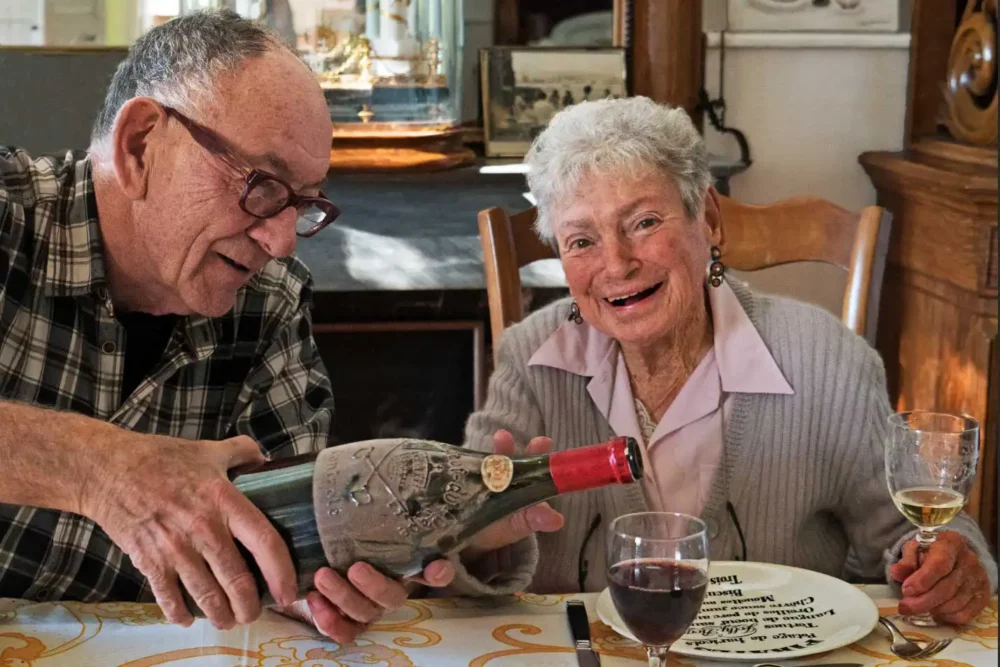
[568, 301, 583, 324]
[708, 246, 725, 288]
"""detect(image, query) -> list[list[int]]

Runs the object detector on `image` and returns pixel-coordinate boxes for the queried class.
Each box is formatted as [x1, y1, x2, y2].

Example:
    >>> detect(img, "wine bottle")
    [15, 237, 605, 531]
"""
[184, 436, 641, 614]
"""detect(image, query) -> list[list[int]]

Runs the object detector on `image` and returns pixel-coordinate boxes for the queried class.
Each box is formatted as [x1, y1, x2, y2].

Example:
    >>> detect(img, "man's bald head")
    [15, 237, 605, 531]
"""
[91, 10, 313, 156]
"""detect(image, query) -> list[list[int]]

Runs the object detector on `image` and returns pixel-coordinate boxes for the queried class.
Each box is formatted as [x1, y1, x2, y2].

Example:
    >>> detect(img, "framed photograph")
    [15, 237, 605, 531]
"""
[480, 47, 628, 158]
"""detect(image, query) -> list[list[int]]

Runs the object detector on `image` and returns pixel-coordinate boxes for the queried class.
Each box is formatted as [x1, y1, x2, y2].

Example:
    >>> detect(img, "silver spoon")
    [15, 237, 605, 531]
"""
[878, 617, 954, 659]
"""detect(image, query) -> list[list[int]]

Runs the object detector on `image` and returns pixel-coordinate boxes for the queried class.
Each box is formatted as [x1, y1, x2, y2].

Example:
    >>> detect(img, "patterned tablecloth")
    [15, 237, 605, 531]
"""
[0, 586, 995, 666]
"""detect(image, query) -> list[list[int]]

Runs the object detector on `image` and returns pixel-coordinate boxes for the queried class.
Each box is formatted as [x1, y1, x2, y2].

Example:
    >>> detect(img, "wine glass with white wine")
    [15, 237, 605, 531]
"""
[885, 411, 979, 627]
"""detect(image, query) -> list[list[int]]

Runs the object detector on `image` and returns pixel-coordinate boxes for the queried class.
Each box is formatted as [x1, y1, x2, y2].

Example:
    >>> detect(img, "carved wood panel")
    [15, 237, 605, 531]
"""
[944, 0, 998, 146]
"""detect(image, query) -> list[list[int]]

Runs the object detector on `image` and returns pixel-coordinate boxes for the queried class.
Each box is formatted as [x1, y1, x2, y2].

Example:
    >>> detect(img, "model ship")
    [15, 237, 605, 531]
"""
[305, 0, 455, 131]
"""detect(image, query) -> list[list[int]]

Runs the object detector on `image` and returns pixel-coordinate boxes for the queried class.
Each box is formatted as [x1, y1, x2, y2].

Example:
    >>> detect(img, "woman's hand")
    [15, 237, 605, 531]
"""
[460, 430, 565, 561]
[890, 531, 992, 625]
[273, 560, 455, 643]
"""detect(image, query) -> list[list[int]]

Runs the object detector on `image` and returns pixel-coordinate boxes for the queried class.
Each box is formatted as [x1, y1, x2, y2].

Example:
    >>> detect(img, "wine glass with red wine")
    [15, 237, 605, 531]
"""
[607, 512, 709, 667]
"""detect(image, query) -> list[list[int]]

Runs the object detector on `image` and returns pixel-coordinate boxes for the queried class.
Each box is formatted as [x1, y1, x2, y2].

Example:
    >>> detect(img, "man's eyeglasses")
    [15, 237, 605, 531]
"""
[163, 106, 339, 238]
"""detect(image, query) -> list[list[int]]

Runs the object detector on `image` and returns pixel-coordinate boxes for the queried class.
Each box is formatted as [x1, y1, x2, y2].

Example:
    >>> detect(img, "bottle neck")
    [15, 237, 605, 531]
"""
[548, 436, 640, 494]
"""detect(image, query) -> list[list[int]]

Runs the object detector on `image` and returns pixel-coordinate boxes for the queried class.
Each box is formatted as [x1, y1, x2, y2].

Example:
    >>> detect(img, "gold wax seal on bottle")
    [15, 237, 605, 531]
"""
[481, 455, 513, 493]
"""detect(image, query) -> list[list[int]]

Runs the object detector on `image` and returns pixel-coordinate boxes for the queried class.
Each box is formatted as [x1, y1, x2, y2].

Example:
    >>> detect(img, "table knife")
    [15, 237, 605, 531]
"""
[566, 600, 601, 667]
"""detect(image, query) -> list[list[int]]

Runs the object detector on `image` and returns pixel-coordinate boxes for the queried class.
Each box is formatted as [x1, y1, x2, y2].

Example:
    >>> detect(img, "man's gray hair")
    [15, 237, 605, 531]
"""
[525, 96, 712, 243]
[90, 10, 289, 156]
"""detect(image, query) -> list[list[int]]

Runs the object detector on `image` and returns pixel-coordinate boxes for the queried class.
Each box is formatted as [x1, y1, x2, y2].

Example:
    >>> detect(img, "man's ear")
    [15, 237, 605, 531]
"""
[703, 186, 724, 248]
[111, 98, 166, 201]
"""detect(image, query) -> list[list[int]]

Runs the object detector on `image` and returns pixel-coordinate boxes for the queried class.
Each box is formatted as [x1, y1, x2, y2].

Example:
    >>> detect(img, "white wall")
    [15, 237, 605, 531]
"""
[703, 36, 910, 211]
[700, 3, 910, 319]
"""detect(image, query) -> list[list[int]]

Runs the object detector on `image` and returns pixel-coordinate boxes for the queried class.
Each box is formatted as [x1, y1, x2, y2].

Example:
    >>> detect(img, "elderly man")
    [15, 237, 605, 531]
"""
[0, 11, 559, 641]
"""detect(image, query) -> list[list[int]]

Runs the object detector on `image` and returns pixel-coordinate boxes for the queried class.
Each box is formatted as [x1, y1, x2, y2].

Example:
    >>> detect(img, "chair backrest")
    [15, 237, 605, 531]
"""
[718, 196, 886, 335]
[478, 195, 886, 359]
[478, 206, 554, 349]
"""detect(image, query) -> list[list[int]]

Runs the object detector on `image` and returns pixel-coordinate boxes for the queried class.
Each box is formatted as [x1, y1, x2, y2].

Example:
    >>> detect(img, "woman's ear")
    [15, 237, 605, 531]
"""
[703, 186, 724, 248]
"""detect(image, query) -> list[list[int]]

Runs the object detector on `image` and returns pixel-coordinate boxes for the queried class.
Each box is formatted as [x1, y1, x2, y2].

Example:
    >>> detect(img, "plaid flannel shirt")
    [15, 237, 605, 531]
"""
[0, 148, 334, 602]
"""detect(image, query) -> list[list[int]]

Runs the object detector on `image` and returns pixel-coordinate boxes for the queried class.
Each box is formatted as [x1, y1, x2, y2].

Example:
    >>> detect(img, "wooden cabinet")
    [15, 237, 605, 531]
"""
[860, 0, 998, 553]
[861, 144, 997, 552]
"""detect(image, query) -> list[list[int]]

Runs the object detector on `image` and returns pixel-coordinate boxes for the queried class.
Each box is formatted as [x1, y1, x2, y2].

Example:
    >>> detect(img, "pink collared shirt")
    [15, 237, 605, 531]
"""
[529, 282, 794, 517]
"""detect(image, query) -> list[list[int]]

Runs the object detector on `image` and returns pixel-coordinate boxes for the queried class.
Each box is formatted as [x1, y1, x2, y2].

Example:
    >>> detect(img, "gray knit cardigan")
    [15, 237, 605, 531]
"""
[448, 279, 997, 597]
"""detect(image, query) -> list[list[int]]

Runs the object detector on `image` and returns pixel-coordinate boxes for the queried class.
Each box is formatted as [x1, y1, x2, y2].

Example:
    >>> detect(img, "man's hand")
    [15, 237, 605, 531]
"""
[890, 531, 992, 625]
[274, 560, 455, 643]
[461, 430, 565, 561]
[83, 434, 298, 630]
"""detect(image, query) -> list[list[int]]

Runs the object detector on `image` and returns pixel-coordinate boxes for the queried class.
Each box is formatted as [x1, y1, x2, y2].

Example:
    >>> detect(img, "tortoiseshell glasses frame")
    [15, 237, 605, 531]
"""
[164, 106, 339, 238]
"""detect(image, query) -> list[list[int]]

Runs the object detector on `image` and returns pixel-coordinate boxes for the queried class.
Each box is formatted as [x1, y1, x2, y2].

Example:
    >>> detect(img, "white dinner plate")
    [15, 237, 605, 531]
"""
[596, 561, 879, 661]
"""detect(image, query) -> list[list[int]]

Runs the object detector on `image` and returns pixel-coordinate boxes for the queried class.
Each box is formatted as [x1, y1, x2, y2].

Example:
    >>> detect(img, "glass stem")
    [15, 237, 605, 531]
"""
[915, 528, 937, 551]
[647, 646, 670, 667]
[904, 529, 939, 627]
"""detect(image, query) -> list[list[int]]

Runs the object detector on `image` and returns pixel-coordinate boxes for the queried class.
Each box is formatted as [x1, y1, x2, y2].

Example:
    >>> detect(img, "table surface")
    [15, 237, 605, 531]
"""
[0, 585, 995, 666]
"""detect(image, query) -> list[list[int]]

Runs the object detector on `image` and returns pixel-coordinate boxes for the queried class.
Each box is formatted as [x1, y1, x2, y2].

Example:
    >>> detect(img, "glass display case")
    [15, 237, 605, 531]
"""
[299, 0, 462, 133]
[155, 1, 468, 170]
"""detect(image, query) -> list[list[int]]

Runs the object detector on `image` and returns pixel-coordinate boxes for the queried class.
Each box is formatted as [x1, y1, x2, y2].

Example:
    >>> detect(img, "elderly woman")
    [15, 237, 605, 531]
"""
[456, 97, 996, 625]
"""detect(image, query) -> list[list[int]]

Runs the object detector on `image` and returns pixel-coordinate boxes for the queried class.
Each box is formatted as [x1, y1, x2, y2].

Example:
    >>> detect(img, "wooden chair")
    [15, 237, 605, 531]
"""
[478, 196, 889, 359]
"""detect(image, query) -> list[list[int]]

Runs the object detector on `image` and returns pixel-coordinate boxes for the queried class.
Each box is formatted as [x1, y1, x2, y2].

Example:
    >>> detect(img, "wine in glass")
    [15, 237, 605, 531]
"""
[607, 512, 709, 667]
[885, 411, 979, 627]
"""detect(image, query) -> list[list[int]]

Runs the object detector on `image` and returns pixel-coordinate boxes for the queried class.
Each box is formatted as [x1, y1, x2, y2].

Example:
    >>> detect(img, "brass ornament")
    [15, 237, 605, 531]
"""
[944, 0, 998, 146]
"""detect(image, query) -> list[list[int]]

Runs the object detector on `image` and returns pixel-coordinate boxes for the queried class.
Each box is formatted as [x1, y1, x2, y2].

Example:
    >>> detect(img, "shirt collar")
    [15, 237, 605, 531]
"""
[43, 155, 108, 297]
[529, 280, 793, 396]
[710, 279, 793, 395]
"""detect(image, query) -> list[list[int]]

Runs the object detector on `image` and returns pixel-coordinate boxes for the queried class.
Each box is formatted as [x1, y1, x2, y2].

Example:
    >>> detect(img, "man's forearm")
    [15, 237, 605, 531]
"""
[0, 400, 119, 516]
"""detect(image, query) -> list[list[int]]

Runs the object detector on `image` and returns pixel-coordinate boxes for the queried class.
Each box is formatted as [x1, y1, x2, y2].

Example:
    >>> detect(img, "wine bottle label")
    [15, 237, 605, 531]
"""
[481, 454, 514, 492]
[314, 439, 494, 576]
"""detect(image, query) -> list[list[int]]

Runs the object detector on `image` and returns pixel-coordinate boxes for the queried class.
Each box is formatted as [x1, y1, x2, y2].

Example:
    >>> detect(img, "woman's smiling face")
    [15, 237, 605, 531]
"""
[553, 168, 720, 348]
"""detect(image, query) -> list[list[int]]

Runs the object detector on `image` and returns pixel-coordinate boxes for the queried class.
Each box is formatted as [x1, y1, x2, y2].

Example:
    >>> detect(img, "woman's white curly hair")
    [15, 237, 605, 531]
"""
[524, 96, 712, 243]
